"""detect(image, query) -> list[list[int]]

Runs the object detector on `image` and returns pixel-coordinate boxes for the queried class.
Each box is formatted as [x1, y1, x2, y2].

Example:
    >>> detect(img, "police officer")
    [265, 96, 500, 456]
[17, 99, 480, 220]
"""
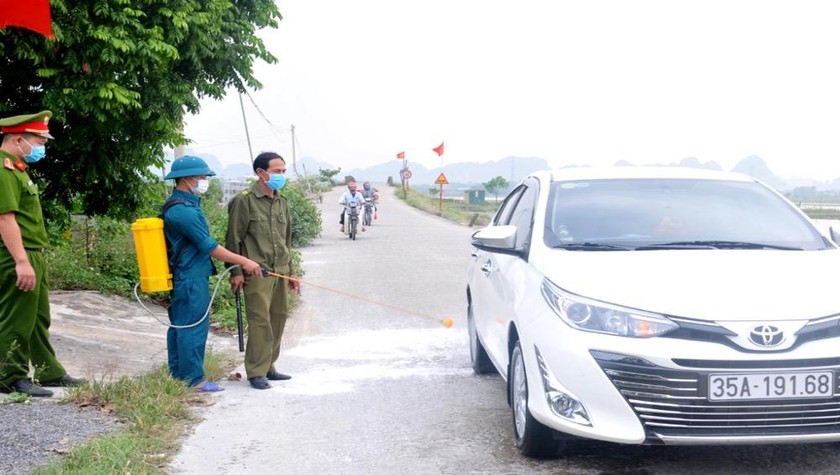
[162, 156, 262, 392]
[0, 111, 85, 397]
[225, 152, 300, 390]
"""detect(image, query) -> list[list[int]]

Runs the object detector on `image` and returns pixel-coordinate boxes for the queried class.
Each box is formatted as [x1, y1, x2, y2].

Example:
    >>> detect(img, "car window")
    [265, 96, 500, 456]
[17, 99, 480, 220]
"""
[493, 186, 525, 226]
[510, 181, 538, 250]
[544, 178, 828, 250]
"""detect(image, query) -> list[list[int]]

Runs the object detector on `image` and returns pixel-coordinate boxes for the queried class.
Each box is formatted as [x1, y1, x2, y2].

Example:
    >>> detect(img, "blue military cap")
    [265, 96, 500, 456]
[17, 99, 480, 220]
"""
[165, 155, 217, 179]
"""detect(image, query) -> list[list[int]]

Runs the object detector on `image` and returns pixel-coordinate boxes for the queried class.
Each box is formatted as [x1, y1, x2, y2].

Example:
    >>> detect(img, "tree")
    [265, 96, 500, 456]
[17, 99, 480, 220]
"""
[483, 176, 509, 201]
[317, 167, 342, 186]
[0, 0, 281, 221]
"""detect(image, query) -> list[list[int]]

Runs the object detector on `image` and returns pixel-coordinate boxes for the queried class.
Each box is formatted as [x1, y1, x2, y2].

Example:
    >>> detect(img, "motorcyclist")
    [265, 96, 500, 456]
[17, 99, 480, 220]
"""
[361, 181, 379, 220]
[338, 181, 367, 232]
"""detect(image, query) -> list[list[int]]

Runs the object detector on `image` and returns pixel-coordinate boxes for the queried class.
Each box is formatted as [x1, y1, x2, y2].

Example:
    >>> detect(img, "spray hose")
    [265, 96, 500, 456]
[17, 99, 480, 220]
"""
[133, 265, 240, 329]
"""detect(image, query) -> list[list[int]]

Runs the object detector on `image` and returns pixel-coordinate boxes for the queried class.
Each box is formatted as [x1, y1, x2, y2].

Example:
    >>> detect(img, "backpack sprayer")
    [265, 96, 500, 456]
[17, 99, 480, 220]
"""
[130, 216, 242, 335]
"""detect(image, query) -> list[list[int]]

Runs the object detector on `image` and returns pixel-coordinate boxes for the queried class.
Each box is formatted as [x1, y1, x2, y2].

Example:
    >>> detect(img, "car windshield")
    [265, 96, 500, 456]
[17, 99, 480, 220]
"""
[543, 178, 829, 251]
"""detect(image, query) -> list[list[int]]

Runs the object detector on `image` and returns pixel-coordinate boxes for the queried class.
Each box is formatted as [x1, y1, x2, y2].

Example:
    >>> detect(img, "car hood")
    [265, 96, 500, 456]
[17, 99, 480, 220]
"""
[537, 249, 840, 321]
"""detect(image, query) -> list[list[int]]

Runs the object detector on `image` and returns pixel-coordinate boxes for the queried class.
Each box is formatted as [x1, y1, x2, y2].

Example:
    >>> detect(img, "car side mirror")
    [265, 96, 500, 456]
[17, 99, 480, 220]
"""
[471, 225, 520, 255]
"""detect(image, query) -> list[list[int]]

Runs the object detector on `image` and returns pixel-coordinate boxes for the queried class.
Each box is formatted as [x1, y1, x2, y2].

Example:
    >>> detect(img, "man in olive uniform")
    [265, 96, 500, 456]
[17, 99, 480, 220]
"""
[0, 111, 85, 397]
[225, 151, 300, 390]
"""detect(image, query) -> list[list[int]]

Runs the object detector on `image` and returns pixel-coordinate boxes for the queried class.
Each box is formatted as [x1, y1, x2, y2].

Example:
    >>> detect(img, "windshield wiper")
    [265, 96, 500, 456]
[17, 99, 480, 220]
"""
[636, 240, 802, 251]
[553, 242, 633, 251]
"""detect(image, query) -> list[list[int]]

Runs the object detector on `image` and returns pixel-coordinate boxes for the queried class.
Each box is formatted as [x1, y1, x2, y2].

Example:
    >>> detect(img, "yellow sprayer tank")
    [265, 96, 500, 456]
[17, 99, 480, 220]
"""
[130, 218, 172, 293]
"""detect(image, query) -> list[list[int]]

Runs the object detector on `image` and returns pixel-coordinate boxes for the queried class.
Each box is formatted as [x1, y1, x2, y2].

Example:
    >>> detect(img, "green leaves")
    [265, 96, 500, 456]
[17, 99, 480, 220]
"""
[483, 176, 510, 201]
[0, 0, 281, 219]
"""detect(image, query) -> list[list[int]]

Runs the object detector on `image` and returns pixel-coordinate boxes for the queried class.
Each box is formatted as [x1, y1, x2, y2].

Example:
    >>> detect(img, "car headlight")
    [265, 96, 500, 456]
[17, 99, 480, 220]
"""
[541, 279, 679, 338]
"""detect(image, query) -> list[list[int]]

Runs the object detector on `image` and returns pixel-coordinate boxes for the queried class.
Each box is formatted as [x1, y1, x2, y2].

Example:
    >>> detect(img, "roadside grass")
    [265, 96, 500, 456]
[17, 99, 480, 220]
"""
[31, 349, 235, 474]
[395, 186, 497, 227]
[802, 208, 840, 220]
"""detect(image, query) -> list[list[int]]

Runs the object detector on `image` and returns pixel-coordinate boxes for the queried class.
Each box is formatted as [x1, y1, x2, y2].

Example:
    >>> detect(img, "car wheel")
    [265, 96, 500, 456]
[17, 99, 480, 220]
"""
[468, 303, 495, 375]
[510, 340, 564, 458]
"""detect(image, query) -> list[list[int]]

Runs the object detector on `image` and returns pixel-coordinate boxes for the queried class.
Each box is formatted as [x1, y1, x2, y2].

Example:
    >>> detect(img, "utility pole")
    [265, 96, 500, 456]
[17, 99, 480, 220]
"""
[291, 124, 300, 178]
[239, 92, 254, 163]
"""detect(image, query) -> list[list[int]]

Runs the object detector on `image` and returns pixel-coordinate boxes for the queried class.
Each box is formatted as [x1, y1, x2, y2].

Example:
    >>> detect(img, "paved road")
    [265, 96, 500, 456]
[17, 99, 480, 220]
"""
[168, 186, 840, 475]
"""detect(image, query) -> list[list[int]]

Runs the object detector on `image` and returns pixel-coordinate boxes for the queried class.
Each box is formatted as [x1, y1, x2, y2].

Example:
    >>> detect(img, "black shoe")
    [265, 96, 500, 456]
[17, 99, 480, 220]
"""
[248, 376, 271, 390]
[41, 374, 87, 387]
[266, 370, 291, 381]
[1, 379, 53, 397]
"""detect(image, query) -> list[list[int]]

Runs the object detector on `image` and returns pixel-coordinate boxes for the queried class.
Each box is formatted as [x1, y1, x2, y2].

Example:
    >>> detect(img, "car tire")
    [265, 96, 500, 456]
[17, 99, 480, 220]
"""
[510, 340, 564, 458]
[468, 303, 495, 375]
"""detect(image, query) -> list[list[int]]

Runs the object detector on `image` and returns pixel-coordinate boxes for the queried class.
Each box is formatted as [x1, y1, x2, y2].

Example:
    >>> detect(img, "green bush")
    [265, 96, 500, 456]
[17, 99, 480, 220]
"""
[48, 216, 139, 298]
[281, 181, 323, 248]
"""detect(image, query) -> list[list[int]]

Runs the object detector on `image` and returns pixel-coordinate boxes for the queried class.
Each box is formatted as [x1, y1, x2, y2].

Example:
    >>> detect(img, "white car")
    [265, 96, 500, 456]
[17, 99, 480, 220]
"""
[467, 166, 840, 458]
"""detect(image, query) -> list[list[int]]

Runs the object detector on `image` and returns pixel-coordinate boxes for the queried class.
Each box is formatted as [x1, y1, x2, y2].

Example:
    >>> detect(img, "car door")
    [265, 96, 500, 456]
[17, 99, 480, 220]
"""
[474, 180, 538, 370]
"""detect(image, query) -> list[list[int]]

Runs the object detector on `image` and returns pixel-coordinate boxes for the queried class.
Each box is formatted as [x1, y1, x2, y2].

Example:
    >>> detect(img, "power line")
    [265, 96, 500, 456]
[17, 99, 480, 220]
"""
[242, 89, 302, 177]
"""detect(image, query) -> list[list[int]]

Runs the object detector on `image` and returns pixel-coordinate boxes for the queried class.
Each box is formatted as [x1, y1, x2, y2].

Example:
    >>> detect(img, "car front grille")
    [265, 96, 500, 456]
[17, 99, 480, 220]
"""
[592, 351, 840, 441]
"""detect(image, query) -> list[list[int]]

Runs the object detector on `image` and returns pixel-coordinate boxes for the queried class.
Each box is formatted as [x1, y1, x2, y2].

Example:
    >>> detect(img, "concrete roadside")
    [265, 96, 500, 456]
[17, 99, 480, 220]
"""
[1, 287, 310, 401]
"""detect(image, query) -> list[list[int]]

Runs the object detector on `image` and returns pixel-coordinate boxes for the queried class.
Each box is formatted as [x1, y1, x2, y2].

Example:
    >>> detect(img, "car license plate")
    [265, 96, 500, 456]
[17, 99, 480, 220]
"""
[708, 371, 834, 401]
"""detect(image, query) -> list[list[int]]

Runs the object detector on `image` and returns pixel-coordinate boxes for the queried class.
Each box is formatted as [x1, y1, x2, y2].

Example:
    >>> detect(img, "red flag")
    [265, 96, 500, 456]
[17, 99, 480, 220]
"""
[396, 151, 405, 159]
[0, 0, 54, 39]
[432, 142, 444, 157]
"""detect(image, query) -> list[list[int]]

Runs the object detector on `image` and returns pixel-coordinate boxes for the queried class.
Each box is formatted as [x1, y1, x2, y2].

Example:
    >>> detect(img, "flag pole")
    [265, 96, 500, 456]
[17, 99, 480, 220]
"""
[432, 141, 445, 215]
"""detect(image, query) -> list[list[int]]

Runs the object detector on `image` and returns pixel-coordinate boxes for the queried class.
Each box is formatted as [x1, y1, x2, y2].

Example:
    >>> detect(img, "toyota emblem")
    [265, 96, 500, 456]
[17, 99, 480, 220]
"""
[749, 325, 784, 347]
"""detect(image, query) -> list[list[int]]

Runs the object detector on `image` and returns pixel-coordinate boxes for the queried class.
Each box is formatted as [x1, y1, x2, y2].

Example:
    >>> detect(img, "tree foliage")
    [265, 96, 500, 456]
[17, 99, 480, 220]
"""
[317, 167, 342, 186]
[0, 0, 281, 221]
[483, 176, 509, 201]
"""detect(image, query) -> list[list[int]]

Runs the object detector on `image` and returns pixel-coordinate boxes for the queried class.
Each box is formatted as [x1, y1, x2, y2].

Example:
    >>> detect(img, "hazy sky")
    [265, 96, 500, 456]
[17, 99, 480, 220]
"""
[183, 1, 840, 180]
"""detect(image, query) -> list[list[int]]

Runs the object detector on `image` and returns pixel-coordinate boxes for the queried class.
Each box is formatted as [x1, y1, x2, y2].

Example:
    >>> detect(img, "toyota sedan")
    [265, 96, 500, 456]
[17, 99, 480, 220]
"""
[466, 166, 840, 458]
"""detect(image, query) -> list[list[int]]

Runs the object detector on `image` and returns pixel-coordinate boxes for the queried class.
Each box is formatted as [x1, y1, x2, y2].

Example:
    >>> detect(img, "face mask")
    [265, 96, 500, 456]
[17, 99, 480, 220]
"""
[191, 178, 209, 194]
[266, 173, 286, 191]
[20, 139, 46, 163]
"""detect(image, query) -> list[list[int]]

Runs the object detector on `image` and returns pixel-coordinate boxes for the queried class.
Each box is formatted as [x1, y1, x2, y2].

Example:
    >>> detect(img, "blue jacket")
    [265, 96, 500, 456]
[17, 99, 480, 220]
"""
[162, 189, 217, 279]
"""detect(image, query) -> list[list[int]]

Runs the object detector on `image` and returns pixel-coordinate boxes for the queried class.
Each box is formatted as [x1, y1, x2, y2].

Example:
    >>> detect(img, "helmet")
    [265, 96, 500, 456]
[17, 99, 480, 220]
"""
[363, 182, 371, 190]
[164, 155, 217, 180]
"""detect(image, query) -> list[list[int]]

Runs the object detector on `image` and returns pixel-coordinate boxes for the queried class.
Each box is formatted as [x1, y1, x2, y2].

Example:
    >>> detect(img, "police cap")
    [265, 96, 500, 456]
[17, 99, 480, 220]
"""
[0, 111, 54, 139]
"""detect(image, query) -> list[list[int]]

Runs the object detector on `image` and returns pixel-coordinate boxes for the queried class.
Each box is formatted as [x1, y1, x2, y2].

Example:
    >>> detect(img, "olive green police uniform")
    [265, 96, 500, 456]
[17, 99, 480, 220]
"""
[0, 151, 68, 389]
[0, 111, 76, 395]
[225, 182, 293, 380]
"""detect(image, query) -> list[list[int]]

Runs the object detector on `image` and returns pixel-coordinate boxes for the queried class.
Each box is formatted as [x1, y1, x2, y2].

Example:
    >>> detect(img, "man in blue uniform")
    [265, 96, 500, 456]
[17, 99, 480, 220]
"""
[162, 156, 262, 392]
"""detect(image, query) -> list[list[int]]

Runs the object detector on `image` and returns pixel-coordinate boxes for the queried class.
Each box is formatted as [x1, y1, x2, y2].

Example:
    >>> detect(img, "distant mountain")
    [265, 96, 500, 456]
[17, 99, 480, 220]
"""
[731, 155, 784, 189]
[344, 156, 552, 187]
[184, 151, 840, 193]
[220, 162, 253, 179]
[295, 156, 335, 179]
[673, 157, 723, 171]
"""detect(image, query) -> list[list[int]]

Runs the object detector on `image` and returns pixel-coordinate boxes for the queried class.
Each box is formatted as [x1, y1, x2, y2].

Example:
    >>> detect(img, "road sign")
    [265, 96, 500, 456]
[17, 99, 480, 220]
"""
[402, 169, 412, 180]
[435, 173, 449, 185]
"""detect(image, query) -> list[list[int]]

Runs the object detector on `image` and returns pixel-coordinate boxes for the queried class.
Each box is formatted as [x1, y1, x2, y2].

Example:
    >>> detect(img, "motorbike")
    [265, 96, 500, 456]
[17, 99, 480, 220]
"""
[363, 198, 375, 227]
[343, 201, 361, 240]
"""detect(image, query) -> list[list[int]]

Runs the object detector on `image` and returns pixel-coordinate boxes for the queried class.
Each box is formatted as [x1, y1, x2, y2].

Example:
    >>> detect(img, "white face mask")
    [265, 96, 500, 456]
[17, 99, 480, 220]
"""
[191, 178, 209, 194]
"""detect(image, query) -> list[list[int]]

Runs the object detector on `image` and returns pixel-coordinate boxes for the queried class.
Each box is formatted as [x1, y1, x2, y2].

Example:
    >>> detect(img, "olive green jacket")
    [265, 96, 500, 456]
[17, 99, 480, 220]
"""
[225, 182, 292, 277]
